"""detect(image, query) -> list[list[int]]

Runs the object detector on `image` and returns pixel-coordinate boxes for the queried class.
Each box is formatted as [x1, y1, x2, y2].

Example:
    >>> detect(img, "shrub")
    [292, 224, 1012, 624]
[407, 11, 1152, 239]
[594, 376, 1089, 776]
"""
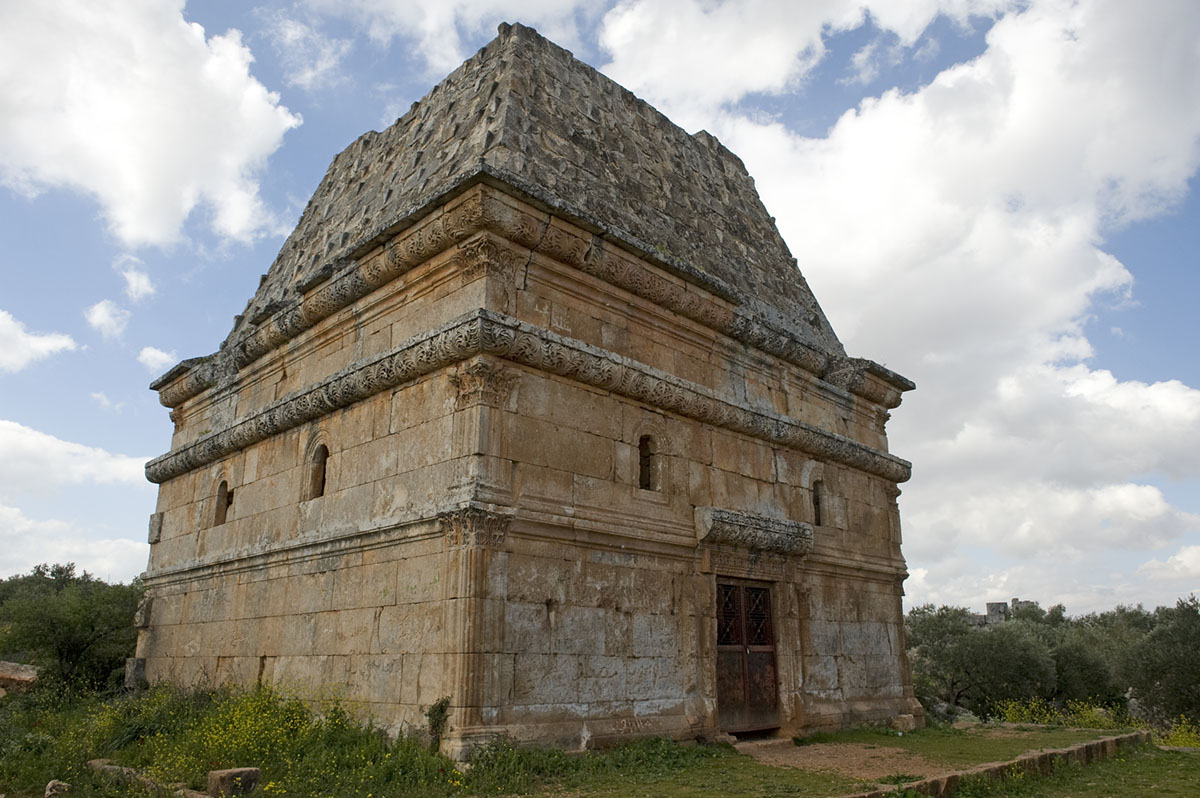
[1127, 596, 1200, 724]
[1158, 715, 1200, 748]
[0, 563, 143, 690]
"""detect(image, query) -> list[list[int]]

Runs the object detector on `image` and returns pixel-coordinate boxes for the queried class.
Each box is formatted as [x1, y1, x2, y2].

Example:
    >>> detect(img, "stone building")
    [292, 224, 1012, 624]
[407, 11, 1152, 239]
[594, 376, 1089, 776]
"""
[135, 23, 922, 755]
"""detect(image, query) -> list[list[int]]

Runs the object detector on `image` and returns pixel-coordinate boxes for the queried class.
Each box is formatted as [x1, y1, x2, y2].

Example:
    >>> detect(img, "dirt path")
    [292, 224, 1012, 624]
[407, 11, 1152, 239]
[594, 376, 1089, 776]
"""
[734, 738, 940, 781]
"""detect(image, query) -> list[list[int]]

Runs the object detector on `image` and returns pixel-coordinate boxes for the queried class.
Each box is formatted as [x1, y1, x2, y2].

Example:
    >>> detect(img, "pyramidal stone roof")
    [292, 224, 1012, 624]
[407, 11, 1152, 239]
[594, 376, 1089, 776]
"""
[227, 22, 846, 358]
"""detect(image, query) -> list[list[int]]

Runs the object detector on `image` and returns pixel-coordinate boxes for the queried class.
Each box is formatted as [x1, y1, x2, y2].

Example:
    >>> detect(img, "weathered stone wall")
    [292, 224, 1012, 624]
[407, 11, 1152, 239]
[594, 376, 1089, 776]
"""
[231, 23, 843, 360]
[140, 181, 919, 752]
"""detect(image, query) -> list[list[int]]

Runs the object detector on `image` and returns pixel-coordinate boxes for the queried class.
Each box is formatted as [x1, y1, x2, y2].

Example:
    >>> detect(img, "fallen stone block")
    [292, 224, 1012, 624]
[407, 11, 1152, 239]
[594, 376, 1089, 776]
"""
[207, 767, 261, 797]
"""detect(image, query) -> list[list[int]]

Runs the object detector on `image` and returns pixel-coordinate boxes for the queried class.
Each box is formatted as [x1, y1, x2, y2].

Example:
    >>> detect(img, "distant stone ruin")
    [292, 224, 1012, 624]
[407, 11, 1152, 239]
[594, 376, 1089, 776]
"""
[134, 23, 921, 755]
[968, 597, 1041, 626]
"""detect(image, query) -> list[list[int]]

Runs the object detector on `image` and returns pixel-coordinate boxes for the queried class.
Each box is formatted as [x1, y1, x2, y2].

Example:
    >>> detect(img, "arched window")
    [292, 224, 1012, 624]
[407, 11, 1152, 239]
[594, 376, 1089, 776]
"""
[307, 444, 329, 500]
[214, 480, 233, 526]
[811, 480, 823, 527]
[638, 435, 658, 491]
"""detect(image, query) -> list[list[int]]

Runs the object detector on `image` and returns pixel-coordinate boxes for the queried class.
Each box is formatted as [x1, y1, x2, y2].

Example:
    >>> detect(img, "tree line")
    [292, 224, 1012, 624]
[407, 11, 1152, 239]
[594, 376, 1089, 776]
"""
[905, 595, 1200, 724]
[0, 563, 142, 690]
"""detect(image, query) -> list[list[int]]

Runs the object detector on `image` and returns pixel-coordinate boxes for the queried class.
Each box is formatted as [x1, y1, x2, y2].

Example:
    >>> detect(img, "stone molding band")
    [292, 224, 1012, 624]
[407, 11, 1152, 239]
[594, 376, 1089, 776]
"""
[694, 507, 814, 555]
[145, 309, 913, 485]
[153, 182, 909, 412]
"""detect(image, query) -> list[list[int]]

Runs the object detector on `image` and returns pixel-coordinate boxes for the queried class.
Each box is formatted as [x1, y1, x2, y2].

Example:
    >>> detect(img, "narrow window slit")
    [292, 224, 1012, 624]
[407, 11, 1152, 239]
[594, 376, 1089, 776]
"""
[812, 480, 823, 527]
[638, 435, 657, 491]
[308, 444, 329, 500]
[214, 480, 233, 526]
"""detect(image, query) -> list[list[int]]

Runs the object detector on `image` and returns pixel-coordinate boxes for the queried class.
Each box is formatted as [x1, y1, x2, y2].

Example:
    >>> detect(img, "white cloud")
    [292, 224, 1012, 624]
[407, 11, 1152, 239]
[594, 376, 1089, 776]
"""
[261, 11, 353, 90]
[90, 392, 126, 412]
[597, 0, 1013, 129]
[1139, 545, 1200, 582]
[303, 0, 604, 77]
[137, 346, 178, 373]
[844, 40, 883, 86]
[0, 422, 151, 582]
[0, 309, 76, 373]
[0, 0, 302, 247]
[84, 300, 130, 339]
[0, 503, 147, 582]
[0, 419, 147, 499]
[116, 255, 156, 302]
[598, 0, 1200, 609]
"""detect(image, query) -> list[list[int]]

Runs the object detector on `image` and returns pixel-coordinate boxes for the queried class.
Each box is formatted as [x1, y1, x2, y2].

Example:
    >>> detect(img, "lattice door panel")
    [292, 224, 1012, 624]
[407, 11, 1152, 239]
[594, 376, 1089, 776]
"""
[715, 582, 779, 732]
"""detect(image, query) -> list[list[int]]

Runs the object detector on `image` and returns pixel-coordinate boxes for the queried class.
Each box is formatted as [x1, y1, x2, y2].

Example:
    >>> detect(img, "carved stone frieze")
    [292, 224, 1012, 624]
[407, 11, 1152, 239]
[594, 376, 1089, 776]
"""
[439, 504, 512, 547]
[450, 357, 520, 410]
[694, 507, 814, 555]
[146, 309, 912, 485]
[155, 185, 910, 415]
[705, 547, 787, 580]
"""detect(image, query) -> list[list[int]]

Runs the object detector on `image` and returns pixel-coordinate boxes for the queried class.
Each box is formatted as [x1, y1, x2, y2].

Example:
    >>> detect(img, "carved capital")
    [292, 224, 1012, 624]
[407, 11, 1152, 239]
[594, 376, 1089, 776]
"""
[438, 504, 512, 547]
[694, 507, 813, 555]
[450, 357, 520, 410]
[451, 234, 523, 282]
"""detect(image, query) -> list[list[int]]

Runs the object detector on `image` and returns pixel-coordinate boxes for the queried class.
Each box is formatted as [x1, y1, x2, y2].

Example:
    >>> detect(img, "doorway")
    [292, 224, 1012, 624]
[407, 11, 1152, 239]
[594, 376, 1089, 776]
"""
[716, 581, 779, 733]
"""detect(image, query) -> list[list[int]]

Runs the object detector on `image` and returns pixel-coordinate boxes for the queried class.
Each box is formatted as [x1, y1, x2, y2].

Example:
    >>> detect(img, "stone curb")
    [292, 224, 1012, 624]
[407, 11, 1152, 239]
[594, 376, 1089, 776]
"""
[836, 731, 1151, 798]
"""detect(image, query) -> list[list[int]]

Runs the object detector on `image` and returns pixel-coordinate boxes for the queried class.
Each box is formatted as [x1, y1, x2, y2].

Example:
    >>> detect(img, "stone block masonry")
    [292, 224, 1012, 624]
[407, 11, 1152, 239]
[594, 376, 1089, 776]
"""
[135, 22, 922, 756]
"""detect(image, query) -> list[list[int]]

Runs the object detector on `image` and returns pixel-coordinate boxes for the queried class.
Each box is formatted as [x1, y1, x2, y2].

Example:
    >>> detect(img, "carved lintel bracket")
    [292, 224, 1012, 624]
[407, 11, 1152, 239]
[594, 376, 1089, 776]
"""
[439, 503, 513, 547]
[450, 357, 520, 410]
[694, 507, 813, 555]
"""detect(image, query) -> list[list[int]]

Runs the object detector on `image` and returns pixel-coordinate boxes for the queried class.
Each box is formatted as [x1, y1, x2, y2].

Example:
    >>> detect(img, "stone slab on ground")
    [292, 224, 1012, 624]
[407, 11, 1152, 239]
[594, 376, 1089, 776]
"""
[207, 767, 261, 797]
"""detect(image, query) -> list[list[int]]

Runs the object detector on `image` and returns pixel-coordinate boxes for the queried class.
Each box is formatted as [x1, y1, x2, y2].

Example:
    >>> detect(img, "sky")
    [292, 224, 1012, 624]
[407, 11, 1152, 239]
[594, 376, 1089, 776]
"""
[1, 0, 1198, 615]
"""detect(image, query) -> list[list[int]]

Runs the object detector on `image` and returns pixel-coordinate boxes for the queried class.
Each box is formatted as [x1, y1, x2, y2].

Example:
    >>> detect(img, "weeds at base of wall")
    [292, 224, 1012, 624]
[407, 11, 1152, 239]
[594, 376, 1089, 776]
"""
[0, 683, 727, 796]
[424, 696, 452, 752]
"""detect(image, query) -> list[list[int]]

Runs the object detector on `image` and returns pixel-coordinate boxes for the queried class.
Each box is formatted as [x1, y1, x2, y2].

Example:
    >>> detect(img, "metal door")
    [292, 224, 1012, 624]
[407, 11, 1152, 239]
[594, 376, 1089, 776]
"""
[716, 582, 778, 732]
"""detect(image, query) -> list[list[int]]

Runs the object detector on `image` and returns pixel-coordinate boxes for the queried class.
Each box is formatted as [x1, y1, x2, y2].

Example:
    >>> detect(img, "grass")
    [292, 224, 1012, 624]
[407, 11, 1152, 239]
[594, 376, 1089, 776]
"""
[794, 723, 1119, 770]
[1, 685, 1193, 798]
[545, 745, 862, 797]
[0, 685, 859, 797]
[946, 744, 1200, 798]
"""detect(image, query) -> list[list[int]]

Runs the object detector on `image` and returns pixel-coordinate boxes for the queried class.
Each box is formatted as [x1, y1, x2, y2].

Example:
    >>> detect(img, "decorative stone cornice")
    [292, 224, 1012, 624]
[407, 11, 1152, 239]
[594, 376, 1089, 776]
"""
[450, 357, 520, 410]
[438, 503, 512, 547]
[151, 184, 909, 412]
[694, 507, 814, 555]
[146, 310, 912, 485]
[824, 356, 911, 410]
